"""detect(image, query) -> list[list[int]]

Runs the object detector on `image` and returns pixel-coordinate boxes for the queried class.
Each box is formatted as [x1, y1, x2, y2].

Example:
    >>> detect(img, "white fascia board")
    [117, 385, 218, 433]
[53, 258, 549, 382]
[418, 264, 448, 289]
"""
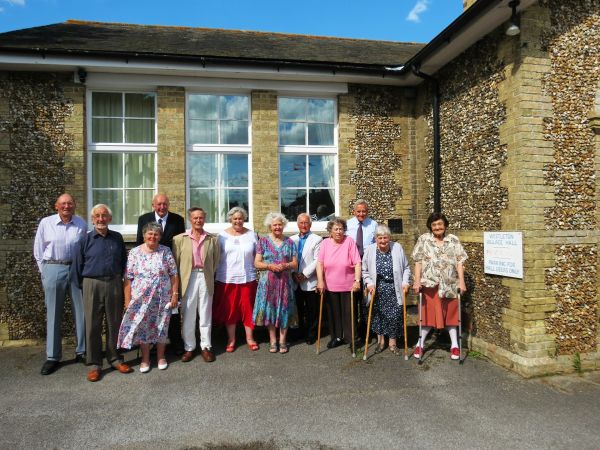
[0, 52, 413, 87]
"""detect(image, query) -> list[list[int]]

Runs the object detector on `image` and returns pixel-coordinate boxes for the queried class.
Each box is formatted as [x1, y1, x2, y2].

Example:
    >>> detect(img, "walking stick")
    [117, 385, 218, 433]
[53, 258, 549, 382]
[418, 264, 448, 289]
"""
[363, 289, 376, 361]
[458, 292, 464, 364]
[350, 290, 356, 358]
[403, 288, 408, 361]
[316, 290, 324, 355]
[417, 291, 423, 365]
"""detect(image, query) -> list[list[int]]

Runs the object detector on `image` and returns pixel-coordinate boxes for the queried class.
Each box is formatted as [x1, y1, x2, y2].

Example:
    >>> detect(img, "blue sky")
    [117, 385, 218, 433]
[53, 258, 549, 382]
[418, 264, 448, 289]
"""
[0, 0, 464, 43]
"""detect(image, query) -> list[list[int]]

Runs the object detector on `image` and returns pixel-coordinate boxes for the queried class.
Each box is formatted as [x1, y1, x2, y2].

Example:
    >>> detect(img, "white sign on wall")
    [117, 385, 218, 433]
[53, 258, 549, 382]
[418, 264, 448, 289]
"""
[483, 232, 523, 279]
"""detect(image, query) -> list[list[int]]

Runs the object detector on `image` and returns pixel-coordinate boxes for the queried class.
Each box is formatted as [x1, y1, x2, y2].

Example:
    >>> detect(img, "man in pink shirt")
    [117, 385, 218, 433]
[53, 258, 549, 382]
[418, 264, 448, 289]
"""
[172, 208, 220, 363]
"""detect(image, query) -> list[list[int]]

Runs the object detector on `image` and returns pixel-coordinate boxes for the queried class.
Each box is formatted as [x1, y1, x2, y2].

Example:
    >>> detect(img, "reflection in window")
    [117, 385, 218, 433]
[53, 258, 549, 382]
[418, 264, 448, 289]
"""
[189, 153, 249, 222]
[91, 153, 155, 225]
[92, 92, 156, 144]
[280, 154, 335, 221]
[279, 98, 334, 146]
[188, 94, 249, 145]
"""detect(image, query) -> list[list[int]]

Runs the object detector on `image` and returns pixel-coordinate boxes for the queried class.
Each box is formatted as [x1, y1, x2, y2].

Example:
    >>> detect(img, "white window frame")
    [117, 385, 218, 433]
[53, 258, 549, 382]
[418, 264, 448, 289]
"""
[278, 95, 339, 233]
[86, 90, 158, 235]
[185, 92, 253, 233]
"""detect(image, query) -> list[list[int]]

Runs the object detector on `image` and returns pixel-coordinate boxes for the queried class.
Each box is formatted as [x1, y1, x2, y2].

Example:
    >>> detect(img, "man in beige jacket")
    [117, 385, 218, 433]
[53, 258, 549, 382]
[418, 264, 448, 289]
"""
[172, 207, 220, 363]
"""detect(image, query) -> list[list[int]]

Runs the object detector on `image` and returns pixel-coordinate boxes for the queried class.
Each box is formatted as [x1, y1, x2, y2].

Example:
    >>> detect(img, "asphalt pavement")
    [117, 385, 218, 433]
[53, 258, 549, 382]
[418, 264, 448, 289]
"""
[1, 331, 599, 450]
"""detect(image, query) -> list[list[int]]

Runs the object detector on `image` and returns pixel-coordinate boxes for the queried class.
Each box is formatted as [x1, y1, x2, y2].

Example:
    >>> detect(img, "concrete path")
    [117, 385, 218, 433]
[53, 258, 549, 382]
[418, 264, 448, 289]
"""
[1, 336, 599, 450]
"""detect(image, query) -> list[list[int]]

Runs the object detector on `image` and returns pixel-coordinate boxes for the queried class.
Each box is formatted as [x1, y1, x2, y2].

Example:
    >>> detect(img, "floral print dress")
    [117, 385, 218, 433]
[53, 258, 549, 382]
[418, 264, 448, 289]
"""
[252, 236, 298, 329]
[117, 245, 178, 348]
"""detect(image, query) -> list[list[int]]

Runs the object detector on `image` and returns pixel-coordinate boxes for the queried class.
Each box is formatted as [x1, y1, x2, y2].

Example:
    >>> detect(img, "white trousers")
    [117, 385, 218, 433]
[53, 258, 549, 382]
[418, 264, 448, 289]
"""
[182, 271, 212, 351]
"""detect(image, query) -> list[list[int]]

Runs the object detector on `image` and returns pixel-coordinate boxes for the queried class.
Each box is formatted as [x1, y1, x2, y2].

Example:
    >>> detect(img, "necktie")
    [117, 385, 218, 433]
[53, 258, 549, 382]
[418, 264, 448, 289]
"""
[158, 218, 163, 229]
[357, 222, 364, 256]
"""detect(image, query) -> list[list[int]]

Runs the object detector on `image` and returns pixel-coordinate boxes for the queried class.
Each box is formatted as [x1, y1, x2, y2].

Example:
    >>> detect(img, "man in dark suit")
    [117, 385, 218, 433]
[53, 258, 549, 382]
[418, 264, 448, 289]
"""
[136, 193, 186, 354]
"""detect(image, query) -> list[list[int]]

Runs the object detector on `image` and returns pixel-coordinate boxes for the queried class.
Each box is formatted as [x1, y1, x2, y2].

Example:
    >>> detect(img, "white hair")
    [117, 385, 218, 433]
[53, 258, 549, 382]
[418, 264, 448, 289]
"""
[264, 212, 288, 229]
[90, 203, 112, 219]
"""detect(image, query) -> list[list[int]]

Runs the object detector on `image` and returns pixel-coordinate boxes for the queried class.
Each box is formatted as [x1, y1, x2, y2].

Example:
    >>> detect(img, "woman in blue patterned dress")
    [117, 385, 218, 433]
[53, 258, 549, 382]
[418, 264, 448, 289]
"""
[253, 212, 298, 353]
[362, 225, 411, 355]
[118, 222, 179, 372]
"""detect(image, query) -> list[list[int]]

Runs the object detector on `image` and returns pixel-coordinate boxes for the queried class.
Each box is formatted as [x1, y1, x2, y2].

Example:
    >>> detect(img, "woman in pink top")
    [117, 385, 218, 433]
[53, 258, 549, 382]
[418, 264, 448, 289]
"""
[316, 217, 361, 350]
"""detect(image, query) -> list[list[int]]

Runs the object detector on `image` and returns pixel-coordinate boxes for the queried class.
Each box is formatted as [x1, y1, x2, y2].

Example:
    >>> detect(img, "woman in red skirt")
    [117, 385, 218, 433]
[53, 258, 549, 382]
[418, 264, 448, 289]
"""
[411, 212, 467, 360]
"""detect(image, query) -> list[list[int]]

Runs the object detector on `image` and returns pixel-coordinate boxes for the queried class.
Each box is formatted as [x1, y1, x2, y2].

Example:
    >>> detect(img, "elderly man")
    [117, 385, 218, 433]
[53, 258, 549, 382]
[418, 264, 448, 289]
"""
[290, 213, 322, 345]
[136, 193, 186, 354]
[346, 199, 378, 343]
[34, 193, 87, 375]
[172, 207, 220, 363]
[72, 204, 133, 382]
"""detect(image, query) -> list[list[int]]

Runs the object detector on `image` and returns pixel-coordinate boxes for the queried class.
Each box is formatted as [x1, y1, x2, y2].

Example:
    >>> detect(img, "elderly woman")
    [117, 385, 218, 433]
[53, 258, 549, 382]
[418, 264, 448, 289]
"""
[213, 207, 259, 352]
[362, 225, 411, 355]
[117, 222, 179, 372]
[253, 212, 298, 354]
[316, 217, 361, 350]
[412, 212, 467, 360]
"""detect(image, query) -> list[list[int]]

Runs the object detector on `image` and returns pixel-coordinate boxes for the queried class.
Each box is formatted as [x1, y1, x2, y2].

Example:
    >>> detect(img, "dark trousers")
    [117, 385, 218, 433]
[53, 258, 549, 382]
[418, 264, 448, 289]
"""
[295, 288, 319, 341]
[325, 291, 358, 342]
[82, 276, 123, 367]
[168, 313, 184, 351]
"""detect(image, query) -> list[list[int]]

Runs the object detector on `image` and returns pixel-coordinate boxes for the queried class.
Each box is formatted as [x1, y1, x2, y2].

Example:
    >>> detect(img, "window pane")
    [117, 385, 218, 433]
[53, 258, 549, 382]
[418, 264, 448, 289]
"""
[220, 96, 248, 120]
[190, 189, 217, 223]
[92, 153, 123, 188]
[125, 153, 155, 188]
[93, 190, 123, 224]
[189, 154, 218, 188]
[92, 118, 122, 143]
[309, 154, 335, 188]
[279, 122, 305, 146]
[308, 123, 334, 146]
[224, 154, 249, 187]
[281, 189, 307, 221]
[309, 189, 335, 221]
[224, 189, 249, 216]
[125, 93, 155, 118]
[189, 119, 218, 144]
[124, 189, 153, 225]
[189, 95, 218, 120]
[308, 99, 334, 123]
[280, 154, 306, 188]
[221, 120, 248, 145]
[92, 92, 122, 117]
[125, 119, 155, 143]
[279, 98, 305, 121]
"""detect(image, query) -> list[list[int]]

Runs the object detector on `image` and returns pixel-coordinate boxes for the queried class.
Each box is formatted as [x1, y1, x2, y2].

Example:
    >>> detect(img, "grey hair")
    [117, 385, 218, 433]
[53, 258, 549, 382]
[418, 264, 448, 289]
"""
[142, 221, 163, 237]
[227, 206, 248, 222]
[296, 213, 312, 223]
[375, 224, 392, 237]
[326, 217, 347, 233]
[90, 203, 112, 220]
[264, 212, 288, 229]
[353, 199, 369, 210]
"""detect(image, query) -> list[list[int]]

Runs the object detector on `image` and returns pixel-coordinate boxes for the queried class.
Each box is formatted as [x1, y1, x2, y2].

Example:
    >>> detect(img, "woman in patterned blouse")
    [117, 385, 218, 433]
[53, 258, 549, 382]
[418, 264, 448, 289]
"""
[411, 212, 467, 360]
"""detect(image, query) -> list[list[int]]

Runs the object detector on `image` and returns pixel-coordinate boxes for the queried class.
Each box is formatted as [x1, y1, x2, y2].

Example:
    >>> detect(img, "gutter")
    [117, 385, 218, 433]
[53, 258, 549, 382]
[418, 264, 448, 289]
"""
[411, 65, 441, 213]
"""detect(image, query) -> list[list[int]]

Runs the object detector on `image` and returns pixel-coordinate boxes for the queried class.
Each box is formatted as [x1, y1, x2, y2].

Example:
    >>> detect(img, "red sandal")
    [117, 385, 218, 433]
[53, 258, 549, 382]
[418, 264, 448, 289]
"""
[225, 343, 236, 353]
[247, 342, 259, 351]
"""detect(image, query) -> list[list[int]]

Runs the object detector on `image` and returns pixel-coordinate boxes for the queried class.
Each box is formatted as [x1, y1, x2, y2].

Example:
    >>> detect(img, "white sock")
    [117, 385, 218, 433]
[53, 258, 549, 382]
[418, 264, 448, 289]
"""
[419, 327, 431, 347]
[446, 326, 458, 348]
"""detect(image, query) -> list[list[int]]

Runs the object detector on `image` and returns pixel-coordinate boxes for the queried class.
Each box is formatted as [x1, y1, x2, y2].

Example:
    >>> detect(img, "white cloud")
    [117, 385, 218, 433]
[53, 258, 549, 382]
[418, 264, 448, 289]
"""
[406, 0, 430, 23]
[2, 0, 26, 6]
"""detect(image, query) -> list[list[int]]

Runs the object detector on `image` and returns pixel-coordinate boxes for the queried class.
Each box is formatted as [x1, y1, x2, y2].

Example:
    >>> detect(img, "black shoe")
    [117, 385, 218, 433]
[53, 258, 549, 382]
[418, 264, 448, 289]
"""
[74, 353, 86, 364]
[41, 360, 59, 375]
[327, 338, 344, 349]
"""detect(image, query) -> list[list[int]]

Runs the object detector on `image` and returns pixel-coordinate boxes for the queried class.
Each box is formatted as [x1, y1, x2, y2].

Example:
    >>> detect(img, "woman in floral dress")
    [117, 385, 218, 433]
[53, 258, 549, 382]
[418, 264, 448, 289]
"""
[411, 212, 467, 360]
[253, 212, 298, 353]
[118, 222, 179, 372]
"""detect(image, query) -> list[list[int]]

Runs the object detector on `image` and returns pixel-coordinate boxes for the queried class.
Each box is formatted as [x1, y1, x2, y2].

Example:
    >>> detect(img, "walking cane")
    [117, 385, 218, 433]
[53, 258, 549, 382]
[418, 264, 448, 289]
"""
[316, 290, 324, 355]
[403, 288, 408, 361]
[417, 291, 423, 365]
[363, 289, 375, 361]
[458, 292, 464, 364]
[350, 290, 356, 358]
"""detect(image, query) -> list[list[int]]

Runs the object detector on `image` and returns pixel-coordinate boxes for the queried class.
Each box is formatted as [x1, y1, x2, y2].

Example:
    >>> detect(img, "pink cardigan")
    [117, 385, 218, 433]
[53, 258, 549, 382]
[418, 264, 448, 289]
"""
[318, 237, 361, 292]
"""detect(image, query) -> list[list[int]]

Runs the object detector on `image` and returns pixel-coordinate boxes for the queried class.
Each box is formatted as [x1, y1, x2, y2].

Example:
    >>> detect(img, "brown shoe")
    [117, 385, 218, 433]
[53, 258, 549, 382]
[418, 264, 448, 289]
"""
[87, 368, 101, 382]
[113, 362, 133, 374]
[181, 351, 194, 363]
[200, 348, 215, 363]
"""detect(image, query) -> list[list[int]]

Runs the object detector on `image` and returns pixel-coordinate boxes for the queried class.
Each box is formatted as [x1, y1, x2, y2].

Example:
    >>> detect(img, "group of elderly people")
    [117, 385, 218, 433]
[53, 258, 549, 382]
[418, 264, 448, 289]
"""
[35, 193, 467, 381]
